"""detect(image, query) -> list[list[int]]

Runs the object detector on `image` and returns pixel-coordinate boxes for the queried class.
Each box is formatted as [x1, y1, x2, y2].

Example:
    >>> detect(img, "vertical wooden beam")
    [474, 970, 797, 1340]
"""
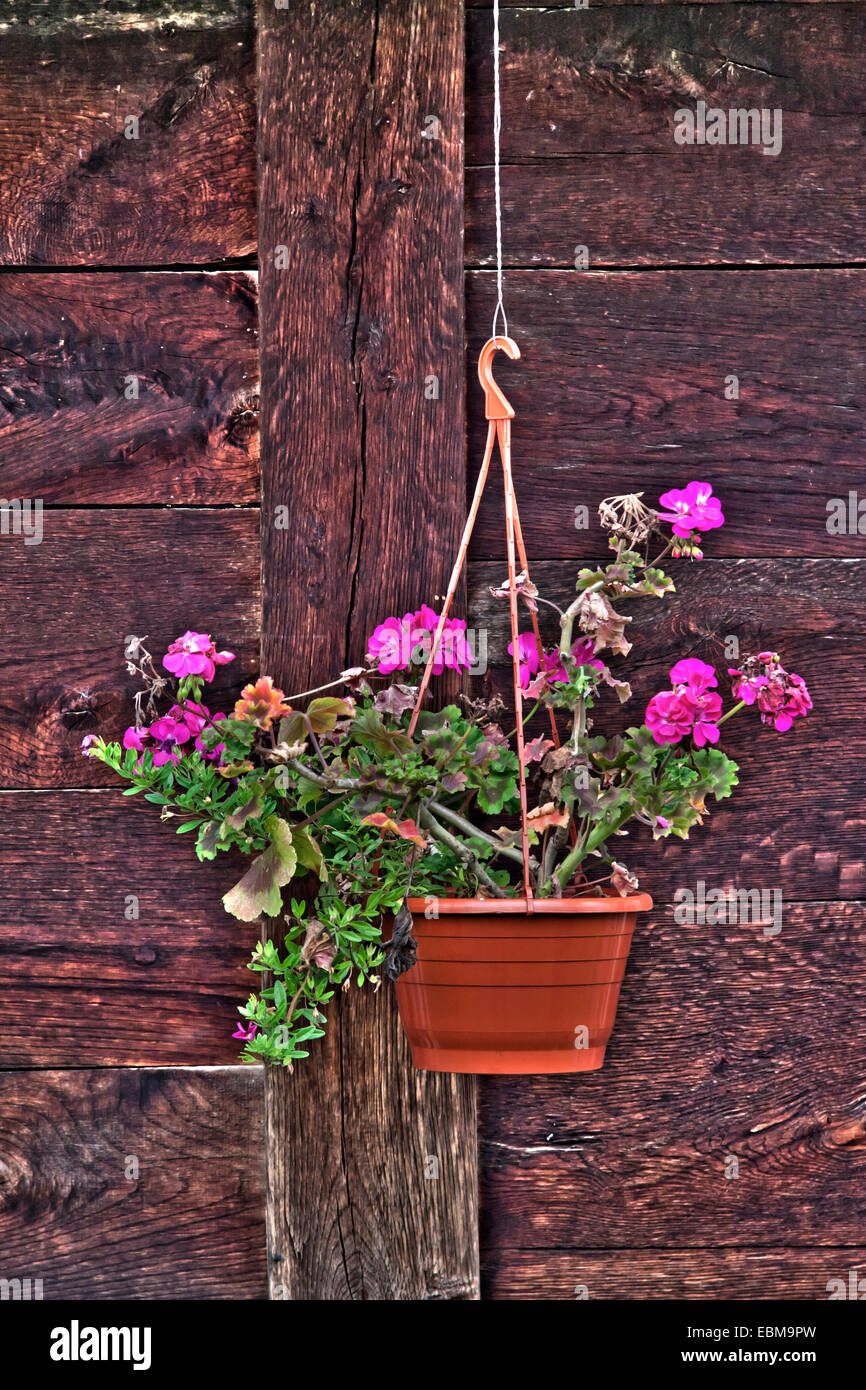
[258, 0, 477, 1299]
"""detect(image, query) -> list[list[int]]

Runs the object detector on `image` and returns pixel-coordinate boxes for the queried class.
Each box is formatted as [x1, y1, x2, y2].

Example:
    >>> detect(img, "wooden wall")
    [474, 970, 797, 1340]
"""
[464, 0, 866, 1299]
[2, 0, 863, 1302]
[0, 2, 266, 1297]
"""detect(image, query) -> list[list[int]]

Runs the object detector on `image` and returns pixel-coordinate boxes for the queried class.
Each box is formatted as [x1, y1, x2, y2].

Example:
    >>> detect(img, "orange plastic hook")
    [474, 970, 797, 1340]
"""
[478, 336, 521, 421]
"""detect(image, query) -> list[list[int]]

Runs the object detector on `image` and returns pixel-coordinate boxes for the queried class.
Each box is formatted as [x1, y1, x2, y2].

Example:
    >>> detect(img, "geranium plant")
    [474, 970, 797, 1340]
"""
[83, 483, 811, 1068]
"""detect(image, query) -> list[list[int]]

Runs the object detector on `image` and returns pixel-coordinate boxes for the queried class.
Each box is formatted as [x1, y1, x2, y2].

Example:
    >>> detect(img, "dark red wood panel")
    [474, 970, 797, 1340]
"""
[0, 1067, 266, 1299]
[258, 0, 478, 1300]
[0, 509, 260, 787]
[465, 5, 866, 265]
[0, 2, 255, 266]
[468, 4, 865, 159]
[0, 793, 256, 1066]
[482, 1249, 866, 1301]
[467, 2, 844, 7]
[469, 558, 865, 902]
[479, 902, 866, 1250]
[0, 271, 259, 502]
[466, 153, 866, 269]
[466, 269, 866, 559]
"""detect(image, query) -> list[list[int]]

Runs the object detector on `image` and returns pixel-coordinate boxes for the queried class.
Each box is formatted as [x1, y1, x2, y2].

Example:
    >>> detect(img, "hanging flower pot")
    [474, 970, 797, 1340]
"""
[84, 338, 812, 1077]
[394, 894, 652, 1073]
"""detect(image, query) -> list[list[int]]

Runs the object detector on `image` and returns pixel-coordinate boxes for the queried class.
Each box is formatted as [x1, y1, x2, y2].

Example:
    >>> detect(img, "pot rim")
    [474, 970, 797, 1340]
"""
[405, 893, 652, 915]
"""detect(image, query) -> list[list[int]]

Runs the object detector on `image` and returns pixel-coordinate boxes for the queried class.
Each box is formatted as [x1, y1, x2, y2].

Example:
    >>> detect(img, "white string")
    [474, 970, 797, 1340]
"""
[492, 0, 508, 340]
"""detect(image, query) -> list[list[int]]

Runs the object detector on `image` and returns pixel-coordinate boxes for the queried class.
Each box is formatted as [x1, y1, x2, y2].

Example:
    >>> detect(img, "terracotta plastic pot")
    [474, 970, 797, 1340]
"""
[394, 894, 652, 1074]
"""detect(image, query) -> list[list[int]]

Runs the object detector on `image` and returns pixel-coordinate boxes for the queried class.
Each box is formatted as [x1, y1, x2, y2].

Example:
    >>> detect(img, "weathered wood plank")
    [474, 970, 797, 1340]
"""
[0, 1067, 266, 1299]
[467, 2, 844, 8]
[468, 4, 865, 159]
[0, 2, 255, 265]
[0, 792, 256, 1066]
[466, 152, 866, 269]
[469, 558, 863, 901]
[466, 269, 866, 558]
[0, 509, 260, 787]
[482, 1248, 866, 1301]
[259, 0, 477, 1300]
[0, 272, 259, 502]
[479, 901, 866, 1249]
[465, 5, 866, 265]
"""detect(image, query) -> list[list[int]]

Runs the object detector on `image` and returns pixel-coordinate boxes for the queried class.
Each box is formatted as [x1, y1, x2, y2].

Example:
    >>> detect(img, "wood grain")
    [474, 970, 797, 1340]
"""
[258, 0, 477, 1300]
[466, 269, 866, 559]
[0, 509, 260, 787]
[467, 2, 845, 8]
[469, 558, 865, 901]
[0, 792, 257, 1066]
[0, 271, 259, 502]
[465, 5, 866, 266]
[479, 901, 866, 1250]
[467, 4, 866, 159]
[0, 1067, 266, 1299]
[482, 1248, 866, 1301]
[0, 1, 256, 265]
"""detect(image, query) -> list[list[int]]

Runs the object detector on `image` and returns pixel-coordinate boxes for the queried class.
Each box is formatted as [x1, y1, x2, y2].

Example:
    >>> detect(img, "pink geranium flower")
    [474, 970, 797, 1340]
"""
[162, 631, 235, 683]
[658, 482, 725, 538]
[366, 606, 473, 676]
[233, 1020, 259, 1042]
[645, 657, 722, 746]
[668, 658, 718, 692]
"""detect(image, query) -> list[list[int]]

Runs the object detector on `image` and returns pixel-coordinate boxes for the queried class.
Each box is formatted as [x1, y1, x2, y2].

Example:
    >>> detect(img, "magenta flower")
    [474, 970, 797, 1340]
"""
[195, 710, 227, 762]
[729, 653, 812, 732]
[728, 670, 769, 706]
[668, 658, 718, 692]
[366, 606, 473, 676]
[162, 631, 235, 683]
[645, 658, 722, 746]
[233, 1020, 259, 1042]
[145, 714, 193, 767]
[658, 482, 725, 538]
[507, 632, 542, 687]
[508, 634, 603, 691]
[123, 725, 149, 752]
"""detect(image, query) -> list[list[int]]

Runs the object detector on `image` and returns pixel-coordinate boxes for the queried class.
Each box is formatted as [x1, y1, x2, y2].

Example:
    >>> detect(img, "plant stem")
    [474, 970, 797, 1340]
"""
[717, 699, 746, 726]
[418, 807, 506, 898]
[426, 799, 532, 869]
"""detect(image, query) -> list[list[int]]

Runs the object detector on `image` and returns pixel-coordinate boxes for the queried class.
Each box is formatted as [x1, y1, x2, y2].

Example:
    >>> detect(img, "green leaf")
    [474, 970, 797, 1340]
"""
[224, 791, 265, 831]
[691, 747, 739, 801]
[292, 826, 327, 879]
[306, 697, 354, 734]
[352, 706, 412, 757]
[222, 815, 299, 921]
[197, 821, 223, 861]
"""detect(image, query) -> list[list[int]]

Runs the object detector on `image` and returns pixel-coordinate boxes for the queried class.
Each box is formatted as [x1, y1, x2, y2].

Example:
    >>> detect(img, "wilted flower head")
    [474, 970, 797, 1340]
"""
[162, 631, 235, 683]
[729, 653, 812, 732]
[598, 493, 656, 546]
